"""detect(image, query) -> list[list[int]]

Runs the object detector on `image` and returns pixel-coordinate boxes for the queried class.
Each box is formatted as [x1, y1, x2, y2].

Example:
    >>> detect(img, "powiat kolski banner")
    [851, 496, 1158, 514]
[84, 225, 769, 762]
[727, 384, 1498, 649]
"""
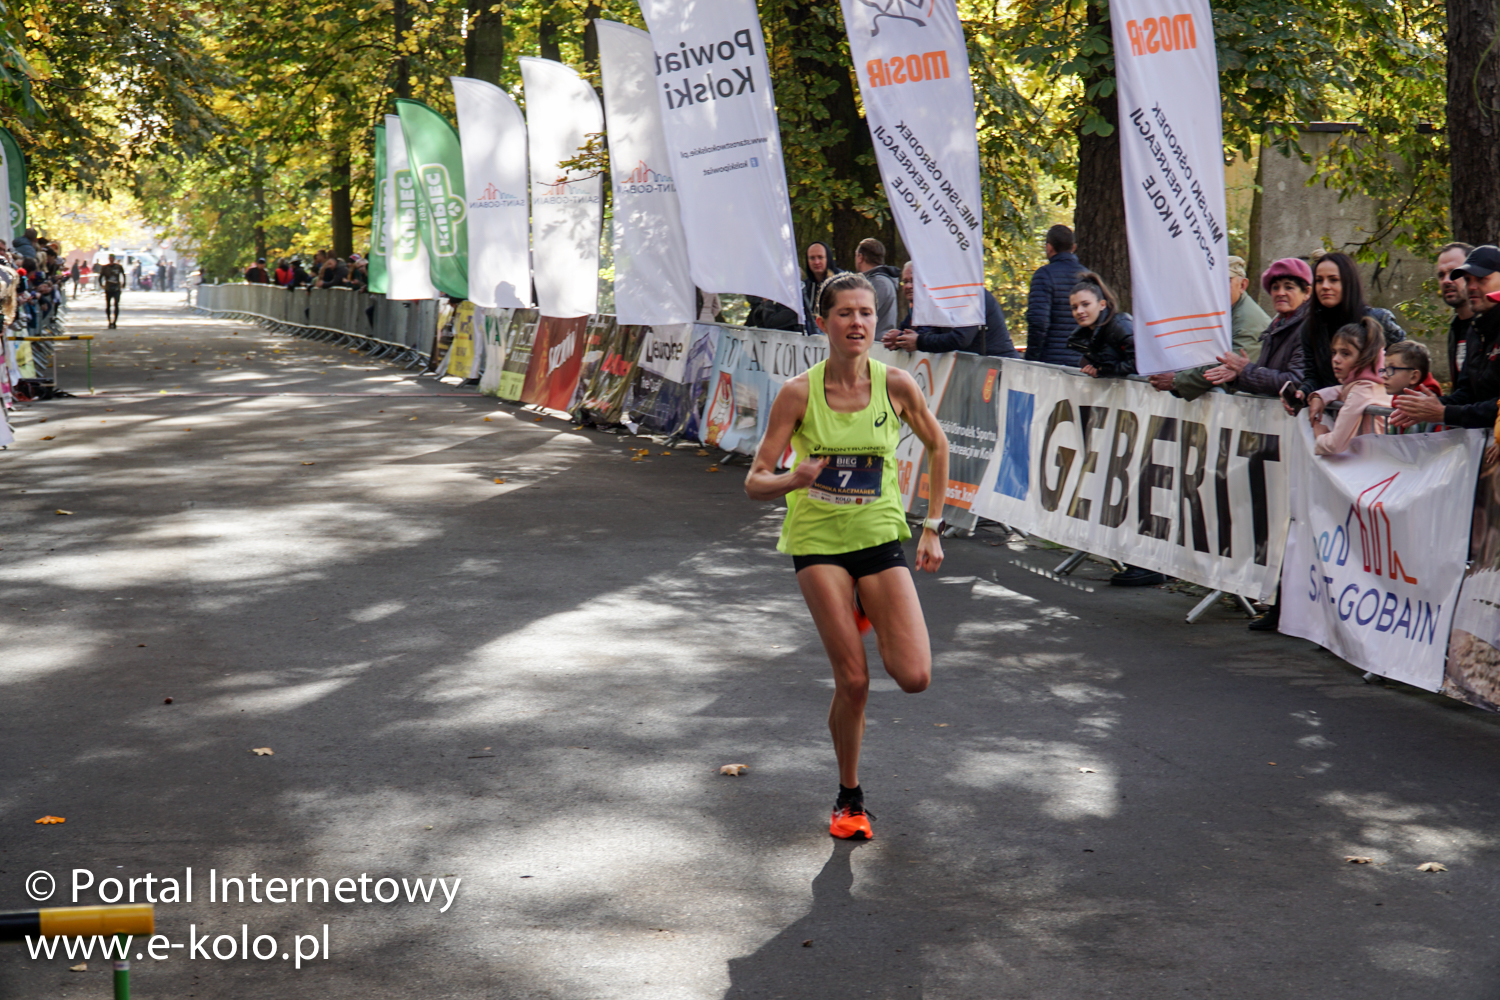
[841, 0, 985, 328]
[636, 0, 804, 319]
[972, 362, 1290, 600]
[1109, 0, 1232, 374]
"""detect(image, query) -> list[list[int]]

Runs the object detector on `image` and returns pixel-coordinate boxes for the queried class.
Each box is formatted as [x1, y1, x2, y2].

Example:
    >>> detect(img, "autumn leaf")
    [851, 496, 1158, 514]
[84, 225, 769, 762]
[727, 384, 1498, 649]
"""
[35, 815, 65, 824]
[251, 747, 274, 756]
[706, 466, 721, 473]
[631, 455, 645, 462]
[532, 417, 544, 423]
[483, 417, 492, 422]
[719, 763, 749, 776]
[697, 449, 710, 457]
[1077, 767, 1096, 773]
[55, 509, 73, 515]
[69, 963, 87, 972]
[494, 478, 506, 484]
[1345, 856, 1373, 864]
[1417, 862, 1448, 872]
[39, 434, 54, 440]
[301, 461, 315, 466]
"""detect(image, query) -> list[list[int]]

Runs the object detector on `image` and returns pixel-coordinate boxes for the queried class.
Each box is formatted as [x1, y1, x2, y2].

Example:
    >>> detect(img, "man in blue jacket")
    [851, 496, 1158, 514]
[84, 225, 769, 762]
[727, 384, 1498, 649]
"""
[1026, 224, 1087, 365]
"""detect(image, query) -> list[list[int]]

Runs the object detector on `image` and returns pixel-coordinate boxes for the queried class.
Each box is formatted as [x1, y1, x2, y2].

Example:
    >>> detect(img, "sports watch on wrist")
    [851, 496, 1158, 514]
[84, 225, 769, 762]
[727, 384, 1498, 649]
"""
[923, 517, 945, 535]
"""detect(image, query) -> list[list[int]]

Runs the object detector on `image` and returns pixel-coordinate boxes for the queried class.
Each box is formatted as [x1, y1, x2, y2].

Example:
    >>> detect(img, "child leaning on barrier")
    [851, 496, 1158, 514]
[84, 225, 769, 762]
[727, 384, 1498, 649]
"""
[1065, 271, 1136, 378]
[1382, 341, 1446, 435]
[1307, 316, 1392, 455]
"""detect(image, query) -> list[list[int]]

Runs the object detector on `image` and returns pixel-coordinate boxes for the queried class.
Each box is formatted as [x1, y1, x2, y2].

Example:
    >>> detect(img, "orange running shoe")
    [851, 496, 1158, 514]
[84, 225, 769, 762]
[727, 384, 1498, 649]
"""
[854, 594, 873, 636]
[829, 801, 874, 840]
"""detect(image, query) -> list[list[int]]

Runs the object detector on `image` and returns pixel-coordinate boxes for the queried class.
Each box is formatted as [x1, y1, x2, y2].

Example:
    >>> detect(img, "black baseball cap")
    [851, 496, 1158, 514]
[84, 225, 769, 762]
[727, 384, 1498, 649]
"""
[1453, 245, 1500, 278]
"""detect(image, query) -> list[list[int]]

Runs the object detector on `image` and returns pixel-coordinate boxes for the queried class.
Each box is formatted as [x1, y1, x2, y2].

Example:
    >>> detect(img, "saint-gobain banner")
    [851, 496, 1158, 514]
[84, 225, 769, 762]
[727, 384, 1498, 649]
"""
[1281, 424, 1486, 692]
[452, 77, 532, 310]
[973, 362, 1290, 600]
[637, 0, 804, 319]
[841, 0, 985, 328]
[1444, 463, 1500, 710]
[700, 326, 828, 454]
[1109, 0, 1232, 374]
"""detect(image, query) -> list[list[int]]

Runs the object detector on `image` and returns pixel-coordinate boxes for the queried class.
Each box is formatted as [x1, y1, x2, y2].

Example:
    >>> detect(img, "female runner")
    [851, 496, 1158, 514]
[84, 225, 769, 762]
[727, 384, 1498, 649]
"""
[745, 272, 949, 840]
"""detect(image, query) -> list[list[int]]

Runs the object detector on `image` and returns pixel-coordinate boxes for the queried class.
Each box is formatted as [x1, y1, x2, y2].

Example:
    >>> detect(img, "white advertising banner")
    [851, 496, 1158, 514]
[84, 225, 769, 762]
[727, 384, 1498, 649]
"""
[595, 20, 696, 326]
[451, 77, 532, 310]
[636, 0, 803, 320]
[383, 115, 438, 301]
[841, 0, 984, 328]
[700, 326, 827, 454]
[519, 57, 604, 319]
[1280, 423, 1485, 690]
[638, 322, 698, 381]
[972, 362, 1290, 599]
[1109, 0, 1232, 374]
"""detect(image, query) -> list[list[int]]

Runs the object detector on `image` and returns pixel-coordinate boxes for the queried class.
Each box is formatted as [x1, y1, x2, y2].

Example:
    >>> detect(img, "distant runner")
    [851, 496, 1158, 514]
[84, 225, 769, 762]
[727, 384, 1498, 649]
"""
[98, 254, 126, 328]
[745, 272, 949, 840]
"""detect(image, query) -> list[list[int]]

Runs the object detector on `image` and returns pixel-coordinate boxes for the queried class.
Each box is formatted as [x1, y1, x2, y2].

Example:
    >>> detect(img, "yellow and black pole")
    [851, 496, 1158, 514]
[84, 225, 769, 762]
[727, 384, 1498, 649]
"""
[1, 904, 154, 999]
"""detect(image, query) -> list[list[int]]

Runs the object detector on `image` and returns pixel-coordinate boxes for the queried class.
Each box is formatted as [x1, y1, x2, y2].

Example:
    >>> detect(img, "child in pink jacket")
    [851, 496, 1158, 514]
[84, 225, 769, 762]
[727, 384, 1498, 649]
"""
[1306, 317, 1392, 454]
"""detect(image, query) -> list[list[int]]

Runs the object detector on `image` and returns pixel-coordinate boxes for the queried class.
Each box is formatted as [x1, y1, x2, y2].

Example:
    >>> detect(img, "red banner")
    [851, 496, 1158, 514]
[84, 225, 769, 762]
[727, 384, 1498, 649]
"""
[520, 315, 588, 410]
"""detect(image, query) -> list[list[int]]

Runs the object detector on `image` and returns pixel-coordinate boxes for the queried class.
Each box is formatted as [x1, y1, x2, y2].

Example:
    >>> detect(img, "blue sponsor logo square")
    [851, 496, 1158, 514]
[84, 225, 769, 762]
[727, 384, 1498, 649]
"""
[994, 389, 1034, 499]
[750, 157, 760, 167]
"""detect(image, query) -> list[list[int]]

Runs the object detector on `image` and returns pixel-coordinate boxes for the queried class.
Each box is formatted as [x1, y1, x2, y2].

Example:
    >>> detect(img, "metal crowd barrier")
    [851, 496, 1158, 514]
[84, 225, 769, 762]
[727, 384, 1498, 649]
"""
[193, 284, 438, 368]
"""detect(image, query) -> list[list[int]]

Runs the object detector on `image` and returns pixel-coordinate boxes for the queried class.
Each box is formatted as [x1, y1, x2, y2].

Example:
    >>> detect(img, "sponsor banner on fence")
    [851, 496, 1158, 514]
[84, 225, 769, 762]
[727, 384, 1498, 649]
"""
[699, 326, 828, 454]
[520, 315, 590, 411]
[451, 76, 532, 310]
[972, 362, 1290, 599]
[637, 0, 804, 320]
[477, 307, 516, 396]
[922, 352, 1003, 530]
[841, 0, 985, 328]
[1109, 0, 1232, 374]
[1444, 462, 1500, 709]
[577, 320, 647, 424]
[871, 345, 955, 512]
[1281, 424, 1485, 691]
[383, 115, 438, 301]
[625, 323, 718, 438]
[596, 20, 696, 326]
[448, 301, 479, 379]
[520, 58, 604, 319]
[497, 311, 541, 402]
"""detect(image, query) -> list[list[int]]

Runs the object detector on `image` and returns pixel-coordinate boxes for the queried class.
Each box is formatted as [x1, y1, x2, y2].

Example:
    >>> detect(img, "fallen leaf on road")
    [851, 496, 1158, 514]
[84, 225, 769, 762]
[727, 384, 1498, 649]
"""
[494, 478, 506, 484]
[35, 815, 65, 825]
[802, 940, 813, 948]
[532, 416, 544, 423]
[935, 723, 949, 727]
[301, 461, 315, 466]
[697, 449, 710, 456]
[484, 417, 492, 422]
[1417, 862, 1448, 872]
[251, 747, 274, 756]
[1268, 762, 1277, 766]
[719, 763, 749, 776]
[55, 510, 73, 515]
[660, 451, 671, 456]
[706, 466, 720, 472]
[410, 416, 418, 421]
[69, 963, 87, 972]
[634, 448, 650, 455]
[39, 435, 54, 440]
[1077, 767, 1096, 773]
[1345, 856, 1373, 864]
[631, 455, 645, 462]
[164, 697, 173, 704]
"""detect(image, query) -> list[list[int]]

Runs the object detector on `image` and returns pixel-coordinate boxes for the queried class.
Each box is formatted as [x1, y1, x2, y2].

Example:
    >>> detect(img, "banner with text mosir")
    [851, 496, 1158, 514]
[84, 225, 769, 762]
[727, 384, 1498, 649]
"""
[383, 115, 438, 301]
[842, 0, 984, 328]
[520, 58, 603, 319]
[637, 0, 803, 319]
[972, 362, 1289, 599]
[1109, 0, 1231, 374]
[596, 20, 696, 326]
[452, 77, 532, 310]
[1281, 424, 1485, 691]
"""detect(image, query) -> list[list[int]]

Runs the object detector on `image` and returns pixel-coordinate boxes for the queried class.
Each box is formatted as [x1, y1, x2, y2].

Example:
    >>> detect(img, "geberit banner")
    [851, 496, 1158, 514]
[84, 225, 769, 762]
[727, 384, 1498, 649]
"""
[971, 362, 1290, 600]
[1109, 0, 1232, 374]
[637, 0, 804, 319]
[1281, 423, 1485, 691]
[842, 0, 985, 328]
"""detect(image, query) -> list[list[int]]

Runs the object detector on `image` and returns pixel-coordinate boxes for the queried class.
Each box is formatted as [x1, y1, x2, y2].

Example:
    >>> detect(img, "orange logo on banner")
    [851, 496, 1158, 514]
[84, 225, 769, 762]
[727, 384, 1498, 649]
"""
[1125, 15, 1197, 56]
[982, 368, 997, 403]
[865, 50, 950, 88]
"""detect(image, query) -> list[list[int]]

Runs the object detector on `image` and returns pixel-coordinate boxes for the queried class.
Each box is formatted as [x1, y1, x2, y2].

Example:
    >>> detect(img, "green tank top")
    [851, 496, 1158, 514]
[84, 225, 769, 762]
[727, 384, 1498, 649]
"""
[777, 359, 909, 555]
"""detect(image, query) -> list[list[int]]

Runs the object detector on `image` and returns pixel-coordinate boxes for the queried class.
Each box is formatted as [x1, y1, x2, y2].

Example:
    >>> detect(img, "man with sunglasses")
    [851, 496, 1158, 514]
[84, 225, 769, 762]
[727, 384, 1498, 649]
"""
[1393, 244, 1500, 432]
[1436, 241, 1475, 385]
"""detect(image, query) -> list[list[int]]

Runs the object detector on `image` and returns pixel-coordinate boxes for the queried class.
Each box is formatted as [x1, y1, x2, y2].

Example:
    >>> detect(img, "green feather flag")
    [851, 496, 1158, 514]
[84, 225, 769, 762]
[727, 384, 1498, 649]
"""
[394, 99, 468, 300]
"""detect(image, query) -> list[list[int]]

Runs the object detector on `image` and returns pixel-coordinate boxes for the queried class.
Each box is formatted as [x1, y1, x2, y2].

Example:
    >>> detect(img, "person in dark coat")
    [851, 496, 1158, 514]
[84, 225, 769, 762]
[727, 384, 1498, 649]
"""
[1296, 251, 1405, 394]
[884, 286, 1021, 358]
[1204, 256, 1312, 397]
[1026, 224, 1088, 365]
[1065, 271, 1135, 377]
[801, 242, 843, 336]
[746, 295, 804, 333]
[1393, 244, 1500, 431]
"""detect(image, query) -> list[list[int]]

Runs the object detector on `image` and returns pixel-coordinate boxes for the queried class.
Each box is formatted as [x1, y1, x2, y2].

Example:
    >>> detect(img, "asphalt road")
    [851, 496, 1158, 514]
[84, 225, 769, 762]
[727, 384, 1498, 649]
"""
[3, 290, 1499, 998]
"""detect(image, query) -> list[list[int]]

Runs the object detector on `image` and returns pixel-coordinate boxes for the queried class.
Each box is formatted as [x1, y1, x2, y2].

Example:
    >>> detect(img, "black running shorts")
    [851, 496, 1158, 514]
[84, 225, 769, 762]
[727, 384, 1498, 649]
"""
[792, 539, 908, 579]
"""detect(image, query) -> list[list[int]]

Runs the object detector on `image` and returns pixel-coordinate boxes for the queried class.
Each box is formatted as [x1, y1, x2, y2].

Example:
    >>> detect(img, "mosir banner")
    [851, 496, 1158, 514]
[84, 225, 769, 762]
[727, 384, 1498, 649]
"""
[972, 362, 1290, 599]
[596, 20, 696, 326]
[1281, 424, 1486, 691]
[520, 58, 604, 319]
[451, 76, 532, 310]
[1109, 0, 1232, 374]
[637, 0, 803, 319]
[383, 115, 438, 301]
[841, 0, 984, 328]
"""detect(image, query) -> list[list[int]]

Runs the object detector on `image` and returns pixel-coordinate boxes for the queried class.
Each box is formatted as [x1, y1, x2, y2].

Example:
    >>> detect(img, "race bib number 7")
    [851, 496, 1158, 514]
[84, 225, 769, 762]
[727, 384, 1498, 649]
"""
[808, 454, 883, 505]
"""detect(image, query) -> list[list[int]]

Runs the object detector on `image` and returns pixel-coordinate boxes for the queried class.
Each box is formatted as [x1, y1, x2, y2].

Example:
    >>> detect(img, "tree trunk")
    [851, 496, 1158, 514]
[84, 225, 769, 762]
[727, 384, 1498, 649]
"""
[1448, 0, 1500, 245]
[539, 12, 560, 62]
[465, 0, 504, 84]
[1074, 0, 1130, 310]
[393, 0, 412, 99]
[583, 3, 601, 81]
[331, 147, 353, 259]
[251, 148, 267, 263]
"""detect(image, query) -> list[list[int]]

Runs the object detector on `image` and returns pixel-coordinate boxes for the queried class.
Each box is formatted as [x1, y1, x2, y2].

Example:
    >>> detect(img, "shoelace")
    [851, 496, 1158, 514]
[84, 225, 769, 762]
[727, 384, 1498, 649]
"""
[836, 801, 874, 820]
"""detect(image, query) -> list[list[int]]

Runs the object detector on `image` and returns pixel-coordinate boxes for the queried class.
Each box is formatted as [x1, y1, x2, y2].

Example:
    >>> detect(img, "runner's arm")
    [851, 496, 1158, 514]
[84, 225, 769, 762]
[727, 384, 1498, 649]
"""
[745, 374, 826, 501]
[887, 367, 948, 572]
